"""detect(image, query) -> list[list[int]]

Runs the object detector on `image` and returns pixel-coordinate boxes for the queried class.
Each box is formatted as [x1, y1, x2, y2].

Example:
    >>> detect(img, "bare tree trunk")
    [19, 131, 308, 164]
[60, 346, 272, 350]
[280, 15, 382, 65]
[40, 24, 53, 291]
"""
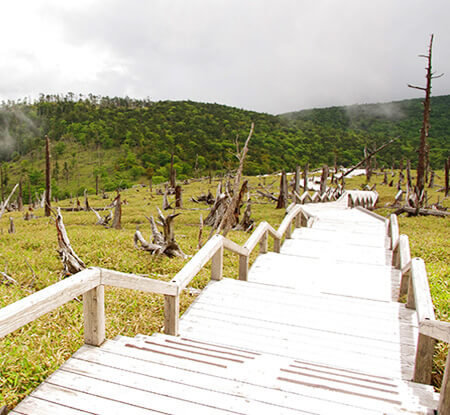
[408, 34, 441, 199]
[276, 171, 288, 209]
[175, 185, 183, 208]
[8, 217, 15, 234]
[95, 175, 99, 195]
[169, 153, 176, 189]
[45, 135, 51, 217]
[364, 147, 372, 182]
[445, 156, 449, 197]
[428, 171, 435, 188]
[111, 193, 122, 229]
[197, 214, 203, 250]
[303, 163, 309, 193]
[0, 166, 3, 203]
[294, 165, 300, 202]
[406, 160, 412, 191]
[320, 165, 329, 195]
[17, 178, 23, 211]
[382, 171, 388, 185]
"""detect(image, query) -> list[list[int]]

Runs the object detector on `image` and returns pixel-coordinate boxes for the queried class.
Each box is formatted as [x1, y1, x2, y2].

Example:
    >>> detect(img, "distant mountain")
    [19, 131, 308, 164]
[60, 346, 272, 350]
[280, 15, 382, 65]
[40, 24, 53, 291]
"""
[0, 94, 448, 200]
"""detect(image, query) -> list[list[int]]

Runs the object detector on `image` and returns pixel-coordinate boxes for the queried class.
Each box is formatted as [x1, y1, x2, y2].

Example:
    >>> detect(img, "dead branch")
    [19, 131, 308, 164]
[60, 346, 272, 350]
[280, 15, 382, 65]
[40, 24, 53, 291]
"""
[0, 183, 19, 219]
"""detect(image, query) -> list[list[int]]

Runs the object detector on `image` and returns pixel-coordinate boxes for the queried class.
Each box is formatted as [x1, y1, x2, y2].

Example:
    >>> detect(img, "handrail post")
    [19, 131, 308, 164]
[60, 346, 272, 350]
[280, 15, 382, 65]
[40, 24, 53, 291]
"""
[259, 231, 268, 254]
[164, 294, 179, 336]
[273, 237, 281, 253]
[390, 213, 399, 250]
[439, 353, 450, 414]
[211, 245, 223, 280]
[300, 211, 308, 227]
[286, 221, 292, 239]
[83, 284, 105, 346]
[295, 211, 301, 228]
[239, 254, 249, 281]
[413, 333, 436, 384]
[398, 235, 412, 299]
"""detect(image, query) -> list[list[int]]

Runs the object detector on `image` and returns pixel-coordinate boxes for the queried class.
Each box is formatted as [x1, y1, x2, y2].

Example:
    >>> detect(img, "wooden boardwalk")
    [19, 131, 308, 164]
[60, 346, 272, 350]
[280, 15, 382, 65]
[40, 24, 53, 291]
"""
[10, 199, 441, 414]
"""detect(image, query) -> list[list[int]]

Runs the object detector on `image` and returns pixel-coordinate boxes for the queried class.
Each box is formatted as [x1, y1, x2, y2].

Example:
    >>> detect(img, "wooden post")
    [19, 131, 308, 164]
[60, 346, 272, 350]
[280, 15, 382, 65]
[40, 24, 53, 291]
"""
[83, 285, 105, 346]
[238, 254, 249, 281]
[45, 135, 51, 217]
[164, 295, 179, 336]
[439, 353, 450, 414]
[406, 275, 416, 309]
[285, 221, 292, 239]
[413, 334, 436, 384]
[273, 237, 281, 253]
[398, 235, 411, 298]
[259, 231, 268, 254]
[295, 212, 301, 228]
[389, 214, 399, 250]
[211, 246, 223, 280]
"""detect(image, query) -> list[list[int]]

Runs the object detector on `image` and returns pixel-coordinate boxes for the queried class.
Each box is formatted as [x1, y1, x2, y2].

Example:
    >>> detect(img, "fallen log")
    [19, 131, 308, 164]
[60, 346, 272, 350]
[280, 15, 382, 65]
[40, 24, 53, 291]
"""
[394, 206, 450, 217]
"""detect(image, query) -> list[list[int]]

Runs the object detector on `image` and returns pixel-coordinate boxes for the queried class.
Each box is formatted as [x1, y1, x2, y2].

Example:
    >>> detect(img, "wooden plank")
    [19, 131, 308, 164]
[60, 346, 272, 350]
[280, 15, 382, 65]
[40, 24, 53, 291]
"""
[101, 268, 178, 295]
[439, 353, 450, 414]
[389, 214, 399, 250]
[12, 396, 91, 414]
[83, 284, 105, 346]
[30, 382, 161, 414]
[0, 267, 100, 338]
[398, 235, 412, 299]
[222, 237, 248, 256]
[243, 222, 269, 253]
[419, 320, 450, 343]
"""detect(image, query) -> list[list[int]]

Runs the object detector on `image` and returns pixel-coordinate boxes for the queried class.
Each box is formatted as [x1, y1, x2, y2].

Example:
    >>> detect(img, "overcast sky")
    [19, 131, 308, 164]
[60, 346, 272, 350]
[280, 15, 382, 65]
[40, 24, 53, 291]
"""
[1, 0, 449, 114]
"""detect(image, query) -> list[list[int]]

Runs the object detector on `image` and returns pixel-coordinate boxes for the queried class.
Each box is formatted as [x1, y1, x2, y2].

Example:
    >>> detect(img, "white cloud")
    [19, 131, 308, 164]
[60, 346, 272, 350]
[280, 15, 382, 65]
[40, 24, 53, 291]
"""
[0, 0, 449, 113]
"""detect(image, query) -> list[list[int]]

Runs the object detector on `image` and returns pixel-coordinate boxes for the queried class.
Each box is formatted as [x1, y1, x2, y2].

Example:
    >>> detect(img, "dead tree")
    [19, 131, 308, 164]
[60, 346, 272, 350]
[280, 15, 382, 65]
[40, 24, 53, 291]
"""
[428, 171, 435, 188]
[408, 34, 443, 200]
[45, 135, 51, 217]
[55, 208, 86, 275]
[17, 179, 23, 211]
[364, 147, 372, 182]
[0, 183, 19, 220]
[0, 165, 3, 203]
[343, 137, 398, 179]
[91, 208, 112, 226]
[445, 156, 450, 197]
[175, 185, 183, 208]
[169, 153, 176, 189]
[213, 123, 254, 236]
[406, 160, 412, 191]
[303, 163, 309, 192]
[234, 200, 254, 232]
[198, 214, 203, 250]
[320, 165, 329, 195]
[111, 193, 122, 230]
[134, 208, 187, 258]
[294, 166, 301, 202]
[84, 189, 90, 211]
[276, 171, 288, 209]
[162, 185, 171, 210]
[382, 171, 388, 185]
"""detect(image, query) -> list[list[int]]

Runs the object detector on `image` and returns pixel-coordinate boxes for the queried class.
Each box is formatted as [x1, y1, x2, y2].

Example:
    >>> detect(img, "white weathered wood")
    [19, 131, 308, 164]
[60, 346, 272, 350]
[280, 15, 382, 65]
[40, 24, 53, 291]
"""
[83, 284, 105, 346]
[389, 214, 399, 250]
[355, 206, 387, 223]
[413, 333, 436, 384]
[398, 235, 412, 299]
[170, 235, 222, 290]
[0, 267, 100, 338]
[439, 353, 450, 414]
[210, 245, 223, 281]
[101, 268, 178, 295]
[222, 237, 248, 256]
[277, 205, 302, 237]
[164, 294, 179, 336]
[259, 230, 268, 253]
[419, 320, 450, 343]
[410, 258, 435, 323]
[238, 254, 249, 281]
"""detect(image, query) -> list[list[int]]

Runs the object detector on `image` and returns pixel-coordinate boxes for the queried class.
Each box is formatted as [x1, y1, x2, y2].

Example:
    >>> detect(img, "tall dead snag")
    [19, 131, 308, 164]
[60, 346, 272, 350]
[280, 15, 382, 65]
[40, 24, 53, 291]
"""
[214, 123, 254, 236]
[320, 165, 329, 195]
[303, 163, 309, 192]
[445, 156, 449, 197]
[197, 214, 203, 250]
[364, 147, 372, 182]
[84, 189, 90, 211]
[169, 152, 176, 189]
[134, 208, 187, 258]
[45, 135, 51, 217]
[0, 183, 19, 220]
[111, 193, 122, 229]
[0, 165, 3, 203]
[175, 185, 183, 208]
[8, 217, 15, 234]
[382, 171, 388, 185]
[55, 208, 86, 275]
[406, 160, 412, 191]
[428, 171, 435, 188]
[17, 178, 23, 211]
[294, 166, 301, 202]
[276, 171, 288, 209]
[408, 34, 443, 200]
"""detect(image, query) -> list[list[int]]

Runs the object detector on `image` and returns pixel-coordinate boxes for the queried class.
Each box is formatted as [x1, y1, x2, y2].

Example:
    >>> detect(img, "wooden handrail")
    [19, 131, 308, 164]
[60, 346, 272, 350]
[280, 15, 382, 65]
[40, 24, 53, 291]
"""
[419, 320, 450, 343]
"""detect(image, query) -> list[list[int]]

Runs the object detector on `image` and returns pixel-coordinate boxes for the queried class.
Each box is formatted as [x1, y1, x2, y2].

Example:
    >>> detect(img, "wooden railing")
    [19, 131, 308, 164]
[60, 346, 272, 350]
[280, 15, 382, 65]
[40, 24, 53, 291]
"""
[0, 204, 312, 347]
[390, 213, 449, 413]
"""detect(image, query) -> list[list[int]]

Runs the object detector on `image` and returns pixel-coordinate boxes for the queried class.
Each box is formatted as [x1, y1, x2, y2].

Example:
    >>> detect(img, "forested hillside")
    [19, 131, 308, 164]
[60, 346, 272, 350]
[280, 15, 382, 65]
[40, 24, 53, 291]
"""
[0, 94, 449, 199]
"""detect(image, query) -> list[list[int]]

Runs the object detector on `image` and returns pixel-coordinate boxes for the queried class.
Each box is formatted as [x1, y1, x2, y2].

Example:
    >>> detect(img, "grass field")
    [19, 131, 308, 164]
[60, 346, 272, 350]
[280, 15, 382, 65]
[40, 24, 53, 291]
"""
[0, 171, 448, 409]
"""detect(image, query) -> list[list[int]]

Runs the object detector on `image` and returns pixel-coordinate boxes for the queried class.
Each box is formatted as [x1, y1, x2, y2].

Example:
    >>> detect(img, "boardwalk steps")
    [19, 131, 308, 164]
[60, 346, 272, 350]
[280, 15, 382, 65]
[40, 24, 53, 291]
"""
[5, 192, 448, 414]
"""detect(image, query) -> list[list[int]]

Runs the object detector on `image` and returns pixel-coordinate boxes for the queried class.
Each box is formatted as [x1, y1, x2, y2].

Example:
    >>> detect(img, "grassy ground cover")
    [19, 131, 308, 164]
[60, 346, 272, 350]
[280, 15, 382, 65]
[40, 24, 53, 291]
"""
[0, 171, 448, 409]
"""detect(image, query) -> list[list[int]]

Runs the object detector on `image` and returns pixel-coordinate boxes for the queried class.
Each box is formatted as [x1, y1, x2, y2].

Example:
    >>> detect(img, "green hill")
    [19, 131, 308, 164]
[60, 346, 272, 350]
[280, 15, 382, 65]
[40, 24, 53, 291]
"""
[0, 94, 449, 200]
